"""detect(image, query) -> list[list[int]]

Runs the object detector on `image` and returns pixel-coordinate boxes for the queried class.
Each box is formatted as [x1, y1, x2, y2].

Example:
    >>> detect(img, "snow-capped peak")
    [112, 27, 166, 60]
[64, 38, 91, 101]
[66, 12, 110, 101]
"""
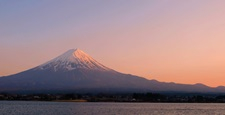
[37, 49, 111, 71]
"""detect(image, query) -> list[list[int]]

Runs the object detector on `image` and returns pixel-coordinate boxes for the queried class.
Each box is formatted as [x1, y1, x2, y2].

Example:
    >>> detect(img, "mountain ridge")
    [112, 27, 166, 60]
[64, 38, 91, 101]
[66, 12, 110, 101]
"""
[0, 49, 225, 93]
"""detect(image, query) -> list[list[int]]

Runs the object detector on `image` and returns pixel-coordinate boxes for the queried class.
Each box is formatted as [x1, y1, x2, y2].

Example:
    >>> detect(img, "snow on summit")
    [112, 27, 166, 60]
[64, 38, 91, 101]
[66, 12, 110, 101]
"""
[37, 49, 110, 71]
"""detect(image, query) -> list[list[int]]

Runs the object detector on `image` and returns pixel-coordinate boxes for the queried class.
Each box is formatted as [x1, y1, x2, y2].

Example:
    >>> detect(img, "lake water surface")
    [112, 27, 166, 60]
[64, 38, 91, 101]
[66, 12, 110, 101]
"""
[0, 101, 225, 115]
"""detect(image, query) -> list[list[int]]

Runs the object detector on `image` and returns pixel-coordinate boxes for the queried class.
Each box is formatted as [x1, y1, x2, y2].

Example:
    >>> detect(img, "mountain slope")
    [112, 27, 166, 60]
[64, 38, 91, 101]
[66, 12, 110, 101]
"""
[0, 49, 151, 92]
[0, 49, 225, 93]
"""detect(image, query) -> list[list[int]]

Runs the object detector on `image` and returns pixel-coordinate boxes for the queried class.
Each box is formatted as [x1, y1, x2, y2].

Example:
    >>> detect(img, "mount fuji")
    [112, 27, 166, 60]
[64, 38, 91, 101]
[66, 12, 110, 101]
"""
[0, 49, 225, 93]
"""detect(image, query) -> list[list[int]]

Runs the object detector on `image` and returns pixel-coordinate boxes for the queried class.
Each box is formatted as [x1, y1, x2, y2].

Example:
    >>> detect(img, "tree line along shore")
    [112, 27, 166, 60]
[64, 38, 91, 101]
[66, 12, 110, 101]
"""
[0, 92, 225, 103]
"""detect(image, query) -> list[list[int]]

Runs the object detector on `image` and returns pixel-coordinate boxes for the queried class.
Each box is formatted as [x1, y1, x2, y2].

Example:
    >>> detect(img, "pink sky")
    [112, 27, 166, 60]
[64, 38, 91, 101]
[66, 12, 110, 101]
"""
[1, 0, 225, 87]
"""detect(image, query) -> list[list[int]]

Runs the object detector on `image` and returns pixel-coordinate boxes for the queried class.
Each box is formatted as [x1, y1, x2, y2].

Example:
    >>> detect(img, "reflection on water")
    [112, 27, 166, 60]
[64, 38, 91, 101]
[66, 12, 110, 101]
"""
[0, 101, 225, 115]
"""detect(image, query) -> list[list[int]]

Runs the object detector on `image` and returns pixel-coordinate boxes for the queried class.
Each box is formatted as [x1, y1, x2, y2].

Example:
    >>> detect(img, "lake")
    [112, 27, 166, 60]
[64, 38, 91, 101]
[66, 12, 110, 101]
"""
[0, 101, 225, 115]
